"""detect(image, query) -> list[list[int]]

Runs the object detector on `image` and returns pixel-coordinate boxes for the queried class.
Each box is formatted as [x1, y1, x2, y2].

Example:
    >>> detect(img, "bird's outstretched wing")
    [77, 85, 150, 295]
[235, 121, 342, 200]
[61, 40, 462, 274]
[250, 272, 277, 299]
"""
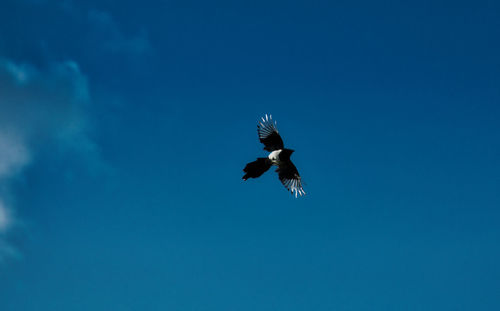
[258, 114, 284, 152]
[242, 158, 272, 180]
[277, 160, 305, 197]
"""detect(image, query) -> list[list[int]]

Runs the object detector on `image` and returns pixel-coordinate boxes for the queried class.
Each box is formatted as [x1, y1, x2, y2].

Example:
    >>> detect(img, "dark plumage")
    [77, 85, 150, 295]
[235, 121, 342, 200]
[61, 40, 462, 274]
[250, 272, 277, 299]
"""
[242, 114, 305, 197]
[242, 158, 272, 180]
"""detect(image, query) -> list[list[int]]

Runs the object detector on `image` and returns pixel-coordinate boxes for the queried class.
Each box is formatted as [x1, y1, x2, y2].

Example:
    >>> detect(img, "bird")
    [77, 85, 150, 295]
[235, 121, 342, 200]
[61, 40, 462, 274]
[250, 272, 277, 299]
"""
[242, 114, 305, 197]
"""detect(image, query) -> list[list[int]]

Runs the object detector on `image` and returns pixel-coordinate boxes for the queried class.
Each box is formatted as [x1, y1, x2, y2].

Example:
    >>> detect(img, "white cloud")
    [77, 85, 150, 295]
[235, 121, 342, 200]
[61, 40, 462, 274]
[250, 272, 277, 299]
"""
[0, 57, 99, 261]
[0, 200, 10, 232]
[0, 132, 30, 180]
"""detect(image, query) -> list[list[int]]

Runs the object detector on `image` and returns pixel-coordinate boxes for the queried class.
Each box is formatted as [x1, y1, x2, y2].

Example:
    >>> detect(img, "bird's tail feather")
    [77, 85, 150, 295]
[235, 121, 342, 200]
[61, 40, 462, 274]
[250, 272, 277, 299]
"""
[242, 158, 272, 180]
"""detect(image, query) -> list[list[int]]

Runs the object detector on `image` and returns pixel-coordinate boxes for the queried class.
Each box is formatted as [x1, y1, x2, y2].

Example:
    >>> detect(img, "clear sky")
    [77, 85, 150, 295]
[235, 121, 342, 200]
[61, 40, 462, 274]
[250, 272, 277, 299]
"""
[1, 0, 499, 310]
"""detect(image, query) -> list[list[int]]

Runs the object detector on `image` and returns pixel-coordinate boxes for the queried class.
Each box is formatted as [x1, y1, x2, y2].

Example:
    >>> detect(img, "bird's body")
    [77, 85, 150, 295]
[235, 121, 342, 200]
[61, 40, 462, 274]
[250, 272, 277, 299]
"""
[267, 149, 282, 163]
[267, 148, 295, 165]
[242, 115, 305, 197]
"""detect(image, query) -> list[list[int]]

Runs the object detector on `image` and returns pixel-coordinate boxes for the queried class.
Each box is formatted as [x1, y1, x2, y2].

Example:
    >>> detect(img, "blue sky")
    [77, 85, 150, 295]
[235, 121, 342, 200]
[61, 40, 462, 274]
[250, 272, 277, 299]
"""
[1, 0, 499, 310]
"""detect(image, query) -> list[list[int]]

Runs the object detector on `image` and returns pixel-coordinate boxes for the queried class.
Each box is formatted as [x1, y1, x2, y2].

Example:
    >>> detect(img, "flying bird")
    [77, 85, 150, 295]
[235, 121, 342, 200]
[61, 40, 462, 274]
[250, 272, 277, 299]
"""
[242, 114, 305, 197]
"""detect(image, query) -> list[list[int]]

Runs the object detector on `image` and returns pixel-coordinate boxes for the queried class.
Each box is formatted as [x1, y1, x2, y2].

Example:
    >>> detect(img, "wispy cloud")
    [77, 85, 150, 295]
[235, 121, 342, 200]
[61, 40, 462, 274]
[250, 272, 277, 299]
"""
[88, 9, 152, 56]
[0, 58, 99, 261]
[0, 2, 143, 262]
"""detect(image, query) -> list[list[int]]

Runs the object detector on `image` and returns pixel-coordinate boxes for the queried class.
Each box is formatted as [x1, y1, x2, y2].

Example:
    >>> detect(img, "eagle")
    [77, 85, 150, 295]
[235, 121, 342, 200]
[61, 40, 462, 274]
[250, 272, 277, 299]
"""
[242, 114, 305, 197]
